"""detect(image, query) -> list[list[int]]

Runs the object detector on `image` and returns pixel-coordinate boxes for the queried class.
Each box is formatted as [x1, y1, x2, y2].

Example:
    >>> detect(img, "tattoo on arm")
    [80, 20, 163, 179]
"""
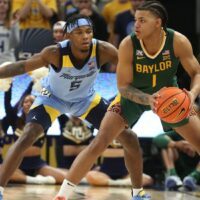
[0, 61, 26, 78]
[119, 85, 150, 105]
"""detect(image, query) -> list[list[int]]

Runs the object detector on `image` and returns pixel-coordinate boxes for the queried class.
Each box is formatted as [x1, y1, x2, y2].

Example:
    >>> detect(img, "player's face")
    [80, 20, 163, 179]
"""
[134, 10, 162, 39]
[69, 26, 93, 52]
[53, 29, 64, 43]
[22, 95, 35, 114]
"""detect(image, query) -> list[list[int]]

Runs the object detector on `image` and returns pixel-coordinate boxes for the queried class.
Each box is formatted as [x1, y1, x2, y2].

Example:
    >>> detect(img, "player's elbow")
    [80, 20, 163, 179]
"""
[118, 85, 128, 97]
[117, 80, 130, 94]
[190, 69, 200, 80]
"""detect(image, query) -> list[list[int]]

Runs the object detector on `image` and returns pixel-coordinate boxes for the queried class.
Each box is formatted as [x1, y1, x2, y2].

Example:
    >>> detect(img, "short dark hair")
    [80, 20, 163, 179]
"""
[137, 0, 168, 31]
[64, 14, 93, 33]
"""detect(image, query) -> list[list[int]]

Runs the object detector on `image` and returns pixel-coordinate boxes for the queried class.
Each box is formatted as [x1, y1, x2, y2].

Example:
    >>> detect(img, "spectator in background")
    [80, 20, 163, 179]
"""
[0, 84, 63, 185]
[11, 0, 58, 60]
[52, 20, 66, 43]
[77, 0, 109, 41]
[0, 120, 49, 184]
[113, 0, 144, 47]
[12, 0, 57, 30]
[102, 0, 131, 44]
[60, 116, 153, 188]
[2, 85, 66, 184]
[63, 0, 108, 41]
[62, 0, 79, 19]
[86, 139, 153, 187]
[153, 129, 200, 191]
[60, 116, 94, 171]
[0, 0, 19, 64]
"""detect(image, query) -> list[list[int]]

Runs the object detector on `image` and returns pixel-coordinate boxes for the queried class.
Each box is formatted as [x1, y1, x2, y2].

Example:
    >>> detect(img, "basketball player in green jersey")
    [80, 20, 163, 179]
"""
[116, 0, 200, 153]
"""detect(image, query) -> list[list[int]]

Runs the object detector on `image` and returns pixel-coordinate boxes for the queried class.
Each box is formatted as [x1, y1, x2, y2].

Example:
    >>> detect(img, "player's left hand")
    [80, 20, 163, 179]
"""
[183, 88, 194, 117]
[149, 92, 160, 112]
[183, 88, 195, 105]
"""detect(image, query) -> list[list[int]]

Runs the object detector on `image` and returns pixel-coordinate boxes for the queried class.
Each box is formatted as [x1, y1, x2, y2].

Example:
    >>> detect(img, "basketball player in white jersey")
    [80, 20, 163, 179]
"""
[0, 14, 150, 200]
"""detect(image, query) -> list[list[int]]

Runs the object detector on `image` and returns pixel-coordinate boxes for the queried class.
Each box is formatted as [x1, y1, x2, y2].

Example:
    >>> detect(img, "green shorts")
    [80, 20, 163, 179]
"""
[120, 97, 189, 128]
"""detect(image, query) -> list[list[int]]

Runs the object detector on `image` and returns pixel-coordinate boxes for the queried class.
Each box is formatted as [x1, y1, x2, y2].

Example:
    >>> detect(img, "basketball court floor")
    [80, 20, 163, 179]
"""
[3, 184, 200, 200]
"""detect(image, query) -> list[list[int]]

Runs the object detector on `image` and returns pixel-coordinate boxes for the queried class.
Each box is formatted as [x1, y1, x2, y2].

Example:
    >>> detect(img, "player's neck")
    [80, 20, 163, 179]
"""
[141, 29, 165, 56]
[70, 46, 90, 61]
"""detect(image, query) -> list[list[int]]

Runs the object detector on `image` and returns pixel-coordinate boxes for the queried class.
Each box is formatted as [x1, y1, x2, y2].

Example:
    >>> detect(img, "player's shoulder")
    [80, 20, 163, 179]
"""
[173, 31, 190, 46]
[97, 40, 118, 66]
[119, 35, 133, 51]
[41, 44, 60, 57]
[98, 40, 117, 54]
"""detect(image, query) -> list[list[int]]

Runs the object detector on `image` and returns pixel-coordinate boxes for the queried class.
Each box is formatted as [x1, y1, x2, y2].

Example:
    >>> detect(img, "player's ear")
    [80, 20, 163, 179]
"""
[155, 18, 162, 28]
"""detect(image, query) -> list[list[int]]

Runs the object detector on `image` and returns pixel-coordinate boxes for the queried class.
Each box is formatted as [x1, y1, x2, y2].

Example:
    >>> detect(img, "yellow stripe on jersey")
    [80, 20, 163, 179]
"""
[80, 94, 101, 119]
[91, 43, 96, 58]
[108, 93, 121, 109]
[62, 42, 96, 68]
[44, 105, 61, 122]
[63, 55, 73, 68]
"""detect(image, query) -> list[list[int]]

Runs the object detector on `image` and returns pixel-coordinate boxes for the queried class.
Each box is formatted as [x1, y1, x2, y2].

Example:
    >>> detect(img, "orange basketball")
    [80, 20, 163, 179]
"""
[155, 87, 191, 123]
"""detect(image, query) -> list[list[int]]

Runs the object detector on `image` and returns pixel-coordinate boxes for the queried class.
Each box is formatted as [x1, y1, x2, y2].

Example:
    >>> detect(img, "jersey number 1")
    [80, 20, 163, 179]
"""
[152, 74, 157, 87]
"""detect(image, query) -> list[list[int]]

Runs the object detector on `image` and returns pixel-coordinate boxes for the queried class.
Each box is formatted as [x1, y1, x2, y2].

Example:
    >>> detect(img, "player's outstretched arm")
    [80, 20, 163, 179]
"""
[0, 45, 58, 79]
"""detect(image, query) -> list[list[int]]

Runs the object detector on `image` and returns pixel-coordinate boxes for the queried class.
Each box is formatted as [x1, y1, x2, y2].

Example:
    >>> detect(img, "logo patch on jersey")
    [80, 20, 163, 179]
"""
[41, 88, 51, 97]
[162, 50, 170, 61]
[136, 50, 144, 56]
[137, 56, 145, 60]
[88, 61, 95, 70]
[163, 55, 171, 61]
[162, 50, 170, 55]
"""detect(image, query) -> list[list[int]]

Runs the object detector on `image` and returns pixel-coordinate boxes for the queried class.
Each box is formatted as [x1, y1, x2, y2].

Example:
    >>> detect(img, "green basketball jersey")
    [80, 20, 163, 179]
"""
[131, 28, 179, 94]
[120, 29, 188, 128]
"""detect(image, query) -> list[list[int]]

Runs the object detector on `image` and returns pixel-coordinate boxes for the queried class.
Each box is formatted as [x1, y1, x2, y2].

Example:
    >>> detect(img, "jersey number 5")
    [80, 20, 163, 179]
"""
[70, 80, 82, 91]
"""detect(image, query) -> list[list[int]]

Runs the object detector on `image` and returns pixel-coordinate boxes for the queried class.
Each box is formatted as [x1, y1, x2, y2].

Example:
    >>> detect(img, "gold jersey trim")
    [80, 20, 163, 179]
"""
[44, 105, 61, 122]
[80, 93, 101, 119]
[62, 43, 97, 68]
[140, 30, 167, 59]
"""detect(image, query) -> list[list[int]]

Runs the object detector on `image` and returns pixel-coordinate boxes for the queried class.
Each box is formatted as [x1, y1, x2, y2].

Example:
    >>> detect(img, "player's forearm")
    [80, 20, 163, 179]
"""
[0, 61, 26, 78]
[119, 85, 150, 105]
[190, 74, 200, 99]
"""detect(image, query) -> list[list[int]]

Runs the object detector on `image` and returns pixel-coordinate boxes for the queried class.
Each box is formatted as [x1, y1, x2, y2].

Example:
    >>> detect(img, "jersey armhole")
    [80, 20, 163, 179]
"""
[96, 40, 100, 69]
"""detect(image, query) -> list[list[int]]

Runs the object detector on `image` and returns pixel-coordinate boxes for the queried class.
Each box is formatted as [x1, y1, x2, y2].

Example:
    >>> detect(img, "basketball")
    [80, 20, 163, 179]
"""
[155, 87, 191, 123]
